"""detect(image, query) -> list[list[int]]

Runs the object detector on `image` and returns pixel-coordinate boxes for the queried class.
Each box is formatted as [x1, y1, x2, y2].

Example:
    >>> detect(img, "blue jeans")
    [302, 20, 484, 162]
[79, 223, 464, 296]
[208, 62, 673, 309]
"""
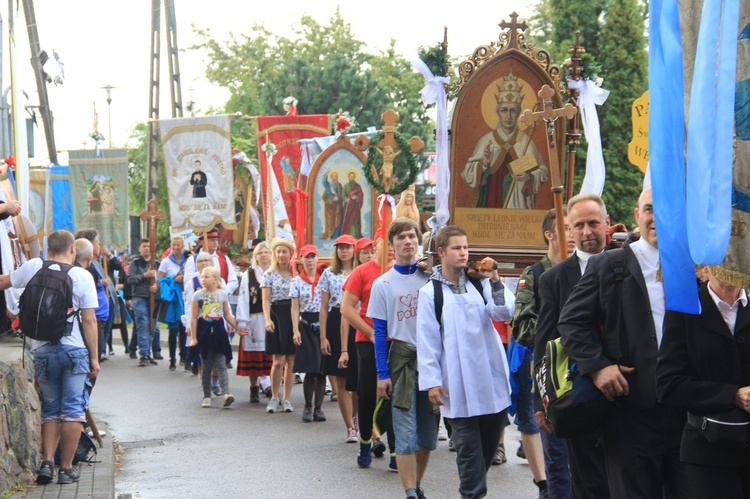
[133, 297, 159, 357]
[392, 372, 439, 455]
[33, 343, 90, 424]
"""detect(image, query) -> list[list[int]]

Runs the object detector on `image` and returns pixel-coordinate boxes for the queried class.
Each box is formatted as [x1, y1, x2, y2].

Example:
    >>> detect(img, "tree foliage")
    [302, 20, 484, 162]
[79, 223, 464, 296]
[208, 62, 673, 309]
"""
[528, 0, 608, 61]
[191, 9, 433, 143]
[598, 0, 648, 227]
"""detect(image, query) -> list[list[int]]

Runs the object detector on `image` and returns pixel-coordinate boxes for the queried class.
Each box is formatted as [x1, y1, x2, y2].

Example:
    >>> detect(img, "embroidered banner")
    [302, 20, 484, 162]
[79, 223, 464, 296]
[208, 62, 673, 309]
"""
[160, 115, 234, 233]
[255, 115, 330, 230]
[68, 149, 129, 251]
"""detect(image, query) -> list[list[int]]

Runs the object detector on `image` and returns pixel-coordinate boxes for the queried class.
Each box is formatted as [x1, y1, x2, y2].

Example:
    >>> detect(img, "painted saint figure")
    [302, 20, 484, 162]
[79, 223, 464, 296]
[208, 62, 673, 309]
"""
[340, 171, 364, 238]
[321, 170, 344, 240]
[461, 72, 549, 209]
[191, 159, 208, 198]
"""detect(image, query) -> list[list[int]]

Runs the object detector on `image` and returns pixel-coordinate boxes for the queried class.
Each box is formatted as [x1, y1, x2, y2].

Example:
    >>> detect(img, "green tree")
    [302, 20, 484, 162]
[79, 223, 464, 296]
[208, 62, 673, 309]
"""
[127, 123, 172, 252]
[528, 0, 608, 61]
[598, 0, 647, 227]
[192, 8, 432, 156]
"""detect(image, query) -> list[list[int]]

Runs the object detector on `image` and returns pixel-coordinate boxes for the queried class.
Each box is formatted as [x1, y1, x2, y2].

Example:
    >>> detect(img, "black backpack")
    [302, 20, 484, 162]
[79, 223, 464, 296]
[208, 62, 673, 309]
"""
[19, 260, 79, 342]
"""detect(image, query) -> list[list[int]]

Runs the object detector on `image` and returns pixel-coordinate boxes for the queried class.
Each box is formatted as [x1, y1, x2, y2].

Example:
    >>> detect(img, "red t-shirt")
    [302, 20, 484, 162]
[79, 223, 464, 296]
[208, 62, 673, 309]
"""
[342, 260, 388, 342]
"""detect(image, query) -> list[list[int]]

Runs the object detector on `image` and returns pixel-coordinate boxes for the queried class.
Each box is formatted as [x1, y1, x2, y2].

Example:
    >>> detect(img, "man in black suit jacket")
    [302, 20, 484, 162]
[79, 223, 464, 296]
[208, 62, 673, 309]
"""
[558, 188, 687, 499]
[534, 193, 611, 499]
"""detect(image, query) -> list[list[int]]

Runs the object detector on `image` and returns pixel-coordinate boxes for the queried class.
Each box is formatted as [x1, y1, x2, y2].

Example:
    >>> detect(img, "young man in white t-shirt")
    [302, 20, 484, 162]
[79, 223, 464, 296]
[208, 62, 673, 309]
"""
[0, 230, 99, 485]
[368, 217, 434, 499]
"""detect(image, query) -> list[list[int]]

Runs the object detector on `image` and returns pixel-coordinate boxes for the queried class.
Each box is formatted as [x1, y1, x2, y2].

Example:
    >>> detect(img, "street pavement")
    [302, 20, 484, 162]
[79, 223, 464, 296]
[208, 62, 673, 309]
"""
[93, 342, 539, 499]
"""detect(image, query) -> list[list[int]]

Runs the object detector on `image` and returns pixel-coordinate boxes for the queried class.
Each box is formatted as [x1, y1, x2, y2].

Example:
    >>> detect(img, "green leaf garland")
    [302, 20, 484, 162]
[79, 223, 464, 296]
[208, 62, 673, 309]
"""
[363, 131, 421, 196]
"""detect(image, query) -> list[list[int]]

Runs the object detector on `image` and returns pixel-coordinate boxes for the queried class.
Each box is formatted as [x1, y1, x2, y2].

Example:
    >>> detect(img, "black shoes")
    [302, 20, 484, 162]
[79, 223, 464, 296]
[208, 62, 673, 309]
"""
[153, 354, 164, 360]
[372, 437, 386, 457]
[169, 359, 176, 371]
[36, 460, 54, 484]
[139, 356, 158, 366]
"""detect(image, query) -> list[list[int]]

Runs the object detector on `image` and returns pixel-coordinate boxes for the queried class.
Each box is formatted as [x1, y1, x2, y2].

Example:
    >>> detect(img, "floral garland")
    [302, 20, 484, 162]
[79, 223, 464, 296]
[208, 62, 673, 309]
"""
[564, 53, 603, 84]
[363, 131, 420, 196]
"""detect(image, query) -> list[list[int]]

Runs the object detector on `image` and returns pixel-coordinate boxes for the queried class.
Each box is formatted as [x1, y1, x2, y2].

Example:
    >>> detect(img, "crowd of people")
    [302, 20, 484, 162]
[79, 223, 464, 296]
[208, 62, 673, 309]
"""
[12, 186, 750, 498]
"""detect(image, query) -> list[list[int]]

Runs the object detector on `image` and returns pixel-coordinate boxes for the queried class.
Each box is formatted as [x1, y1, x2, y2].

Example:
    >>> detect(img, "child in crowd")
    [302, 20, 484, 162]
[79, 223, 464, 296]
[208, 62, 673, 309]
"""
[189, 266, 238, 408]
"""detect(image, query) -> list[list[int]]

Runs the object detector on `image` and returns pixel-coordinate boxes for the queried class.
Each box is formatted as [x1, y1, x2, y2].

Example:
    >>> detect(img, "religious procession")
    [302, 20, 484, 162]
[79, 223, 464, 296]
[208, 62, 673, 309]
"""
[1, 0, 749, 498]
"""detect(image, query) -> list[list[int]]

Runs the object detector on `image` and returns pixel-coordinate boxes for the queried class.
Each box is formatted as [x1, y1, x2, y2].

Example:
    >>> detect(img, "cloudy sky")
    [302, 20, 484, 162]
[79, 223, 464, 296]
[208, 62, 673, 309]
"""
[2, 0, 535, 163]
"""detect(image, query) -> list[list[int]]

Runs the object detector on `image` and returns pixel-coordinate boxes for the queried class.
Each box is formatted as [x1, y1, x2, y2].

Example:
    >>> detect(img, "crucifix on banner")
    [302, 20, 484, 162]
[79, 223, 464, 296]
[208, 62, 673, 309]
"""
[139, 198, 166, 333]
[356, 109, 424, 274]
[520, 85, 577, 262]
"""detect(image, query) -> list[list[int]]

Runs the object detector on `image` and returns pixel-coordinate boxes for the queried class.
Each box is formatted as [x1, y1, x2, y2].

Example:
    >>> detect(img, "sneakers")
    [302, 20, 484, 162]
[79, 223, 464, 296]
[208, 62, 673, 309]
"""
[222, 394, 235, 408]
[372, 437, 386, 457]
[388, 455, 398, 472]
[250, 386, 260, 403]
[492, 443, 507, 465]
[448, 438, 456, 452]
[264, 387, 272, 399]
[201, 397, 211, 408]
[416, 487, 427, 499]
[147, 356, 158, 365]
[302, 406, 313, 422]
[211, 385, 223, 397]
[169, 359, 176, 371]
[138, 356, 149, 367]
[153, 354, 164, 360]
[36, 460, 54, 484]
[313, 408, 326, 422]
[57, 467, 80, 484]
[129, 351, 137, 359]
[517, 440, 527, 459]
[266, 397, 281, 413]
[346, 428, 358, 443]
[357, 440, 372, 468]
[281, 399, 294, 413]
[191, 363, 200, 375]
[108, 349, 115, 355]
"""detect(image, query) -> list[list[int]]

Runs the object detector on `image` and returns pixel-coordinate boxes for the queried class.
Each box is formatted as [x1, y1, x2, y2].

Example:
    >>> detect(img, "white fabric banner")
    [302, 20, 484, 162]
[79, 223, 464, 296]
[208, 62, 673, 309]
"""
[568, 79, 610, 196]
[160, 116, 234, 232]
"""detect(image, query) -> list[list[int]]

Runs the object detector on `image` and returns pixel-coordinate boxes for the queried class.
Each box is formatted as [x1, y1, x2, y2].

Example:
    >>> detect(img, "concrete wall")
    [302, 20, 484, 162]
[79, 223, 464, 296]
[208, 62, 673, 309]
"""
[0, 337, 41, 492]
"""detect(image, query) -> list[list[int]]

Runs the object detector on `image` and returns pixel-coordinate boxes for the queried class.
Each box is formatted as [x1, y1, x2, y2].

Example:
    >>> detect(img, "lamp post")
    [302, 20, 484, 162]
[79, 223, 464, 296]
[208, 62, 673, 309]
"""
[101, 84, 115, 148]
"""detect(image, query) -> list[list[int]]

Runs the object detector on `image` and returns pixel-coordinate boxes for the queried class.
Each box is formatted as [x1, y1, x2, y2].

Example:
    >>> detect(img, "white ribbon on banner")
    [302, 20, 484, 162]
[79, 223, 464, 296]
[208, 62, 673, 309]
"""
[377, 193, 397, 222]
[568, 79, 610, 196]
[412, 58, 451, 234]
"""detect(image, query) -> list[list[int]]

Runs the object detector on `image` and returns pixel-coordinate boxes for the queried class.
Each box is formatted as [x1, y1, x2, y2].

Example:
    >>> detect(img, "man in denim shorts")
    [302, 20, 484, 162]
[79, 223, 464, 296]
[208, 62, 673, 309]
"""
[0, 231, 99, 484]
[369, 218, 434, 499]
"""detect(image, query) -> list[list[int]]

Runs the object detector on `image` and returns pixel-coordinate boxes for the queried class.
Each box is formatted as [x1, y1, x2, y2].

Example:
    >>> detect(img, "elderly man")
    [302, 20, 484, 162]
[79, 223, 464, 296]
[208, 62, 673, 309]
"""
[0, 231, 99, 485]
[533, 193, 611, 498]
[558, 188, 688, 499]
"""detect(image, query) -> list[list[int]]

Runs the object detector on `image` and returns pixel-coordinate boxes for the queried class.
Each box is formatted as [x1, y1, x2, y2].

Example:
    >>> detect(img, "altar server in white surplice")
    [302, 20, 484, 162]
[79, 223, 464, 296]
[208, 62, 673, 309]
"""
[416, 225, 515, 499]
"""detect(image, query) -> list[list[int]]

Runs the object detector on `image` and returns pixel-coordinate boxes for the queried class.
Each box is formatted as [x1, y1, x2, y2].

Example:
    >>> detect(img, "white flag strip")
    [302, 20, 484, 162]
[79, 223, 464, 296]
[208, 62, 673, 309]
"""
[160, 115, 235, 232]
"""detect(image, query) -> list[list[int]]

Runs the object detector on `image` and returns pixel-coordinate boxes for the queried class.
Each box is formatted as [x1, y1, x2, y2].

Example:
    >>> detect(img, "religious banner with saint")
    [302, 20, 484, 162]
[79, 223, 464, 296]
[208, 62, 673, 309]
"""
[160, 115, 235, 233]
[449, 12, 568, 270]
[68, 149, 130, 250]
[255, 115, 330, 230]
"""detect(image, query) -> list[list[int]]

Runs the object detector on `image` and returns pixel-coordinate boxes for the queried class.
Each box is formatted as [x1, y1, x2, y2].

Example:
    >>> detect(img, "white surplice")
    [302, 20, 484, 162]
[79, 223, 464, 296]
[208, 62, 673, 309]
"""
[417, 278, 512, 419]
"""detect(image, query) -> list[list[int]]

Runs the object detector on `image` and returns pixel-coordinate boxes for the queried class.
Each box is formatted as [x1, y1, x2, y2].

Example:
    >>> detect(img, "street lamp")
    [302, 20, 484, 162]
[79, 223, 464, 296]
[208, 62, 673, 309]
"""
[101, 85, 116, 148]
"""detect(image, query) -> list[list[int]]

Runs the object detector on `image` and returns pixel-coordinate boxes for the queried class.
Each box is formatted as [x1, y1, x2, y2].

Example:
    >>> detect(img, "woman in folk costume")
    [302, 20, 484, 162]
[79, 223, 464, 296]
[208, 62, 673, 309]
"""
[236, 241, 273, 403]
[262, 238, 296, 413]
[291, 244, 327, 422]
[320, 234, 358, 440]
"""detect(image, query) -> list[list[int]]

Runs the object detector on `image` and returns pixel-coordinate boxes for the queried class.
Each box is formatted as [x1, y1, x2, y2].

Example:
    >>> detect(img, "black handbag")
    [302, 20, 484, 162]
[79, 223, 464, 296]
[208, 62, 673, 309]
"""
[688, 409, 750, 449]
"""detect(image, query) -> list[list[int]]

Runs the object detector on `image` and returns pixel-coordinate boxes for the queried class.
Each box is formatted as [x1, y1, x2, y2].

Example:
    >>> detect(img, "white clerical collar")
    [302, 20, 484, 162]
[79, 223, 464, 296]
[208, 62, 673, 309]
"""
[630, 238, 659, 266]
[575, 249, 596, 263]
[708, 284, 749, 310]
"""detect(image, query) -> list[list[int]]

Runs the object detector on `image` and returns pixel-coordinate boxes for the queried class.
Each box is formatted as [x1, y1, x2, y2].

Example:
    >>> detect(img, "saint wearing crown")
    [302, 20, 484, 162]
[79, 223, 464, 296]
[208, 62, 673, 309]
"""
[461, 72, 549, 209]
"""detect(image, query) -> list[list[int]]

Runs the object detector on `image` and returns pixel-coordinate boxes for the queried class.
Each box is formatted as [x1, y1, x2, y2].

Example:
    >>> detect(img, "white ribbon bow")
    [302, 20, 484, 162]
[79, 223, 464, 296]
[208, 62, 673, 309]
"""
[377, 193, 396, 221]
[568, 79, 610, 196]
[412, 58, 451, 234]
